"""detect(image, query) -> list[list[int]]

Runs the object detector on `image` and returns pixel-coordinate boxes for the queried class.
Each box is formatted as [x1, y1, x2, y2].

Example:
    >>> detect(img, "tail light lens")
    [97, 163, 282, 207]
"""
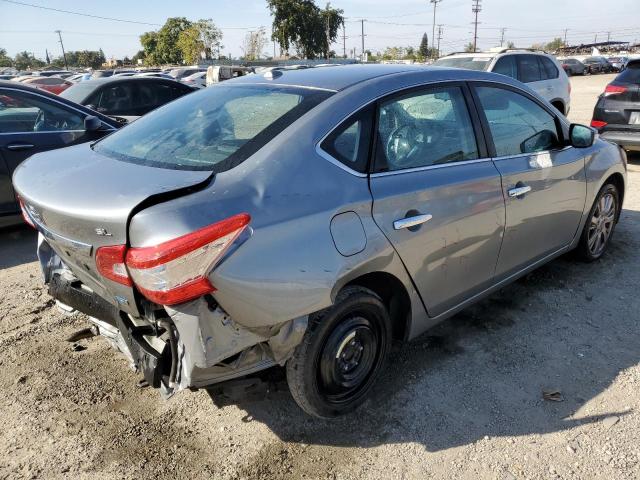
[96, 245, 132, 286]
[124, 213, 250, 305]
[590, 120, 607, 129]
[17, 197, 35, 228]
[604, 84, 628, 96]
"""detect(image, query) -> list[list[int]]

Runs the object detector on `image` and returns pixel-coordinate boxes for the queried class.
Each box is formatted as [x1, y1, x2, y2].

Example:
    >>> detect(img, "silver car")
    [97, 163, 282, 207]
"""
[13, 65, 627, 418]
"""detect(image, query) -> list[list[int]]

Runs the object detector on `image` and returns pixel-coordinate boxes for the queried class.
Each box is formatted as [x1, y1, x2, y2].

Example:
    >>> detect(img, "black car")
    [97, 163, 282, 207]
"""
[561, 58, 589, 76]
[59, 77, 194, 121]
[0, 80, 121, 227]
[583, 56, 614, 74]
[591, 59, 640, 152]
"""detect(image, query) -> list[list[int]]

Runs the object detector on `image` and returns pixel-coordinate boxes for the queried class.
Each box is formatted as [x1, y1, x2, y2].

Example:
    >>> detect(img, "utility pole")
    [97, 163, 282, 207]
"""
[594, 33, 598, 43]
[563, 28, 568, 45]
[54, 30, 67, 70]
[361, 19, 365, 61]
[342, 22, 347, 58]
[471, 0, 482, 53]
[436, 24, 443, 58]
[607, 31, 611, 42]
[325, 6, 330, 60]
[500, 27, 506, 47]
[430, 0, 442, 59]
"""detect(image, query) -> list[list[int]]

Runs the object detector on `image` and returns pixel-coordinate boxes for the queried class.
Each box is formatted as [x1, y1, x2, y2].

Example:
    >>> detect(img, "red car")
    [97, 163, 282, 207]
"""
[21, 76, 73, 95]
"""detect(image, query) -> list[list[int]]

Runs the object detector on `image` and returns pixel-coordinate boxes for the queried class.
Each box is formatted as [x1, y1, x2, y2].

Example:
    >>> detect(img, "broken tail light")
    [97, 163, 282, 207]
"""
[124, 213, 251, 305]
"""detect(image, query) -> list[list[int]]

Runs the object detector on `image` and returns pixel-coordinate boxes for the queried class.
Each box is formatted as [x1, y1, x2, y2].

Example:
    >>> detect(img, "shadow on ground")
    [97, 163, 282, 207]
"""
[0, 225, 37, 269]
[207, 207, 640, 452]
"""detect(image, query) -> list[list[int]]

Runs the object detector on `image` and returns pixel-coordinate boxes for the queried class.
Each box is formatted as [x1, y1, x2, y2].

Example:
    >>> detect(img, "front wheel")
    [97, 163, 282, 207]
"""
[286, 286, 391, 418]
[576, 183, 619, 261]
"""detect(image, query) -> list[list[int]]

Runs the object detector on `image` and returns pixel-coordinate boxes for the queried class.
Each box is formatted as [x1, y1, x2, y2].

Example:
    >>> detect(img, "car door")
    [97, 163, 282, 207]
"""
[369, 83, 505, 317]
[91, 81, 136, 117]
[471, 83, 587, 279]
[0, 87, 98, 215]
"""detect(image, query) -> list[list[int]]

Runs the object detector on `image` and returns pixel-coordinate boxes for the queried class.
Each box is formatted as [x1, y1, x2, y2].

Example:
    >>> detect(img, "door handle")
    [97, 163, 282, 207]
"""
[6, 143, 35, 151]
[508, 185, 532, 198]
[393, 214, 433, 230]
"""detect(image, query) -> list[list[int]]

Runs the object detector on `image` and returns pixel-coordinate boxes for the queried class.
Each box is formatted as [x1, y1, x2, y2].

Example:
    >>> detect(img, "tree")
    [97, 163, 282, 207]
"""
[177, 19, 223, 63]
[131, 50, 145, 65]
[506, 41, 516, 49]
[0, 48, 13, 68]
[545, 37, 565, 52]
[140, 31, 160, 65]
[268, 0, 344, 59]
[418, 33, 429, 57]
[464, 42, 475, 52]
[50, 50, 105, 69]
[155, 17, 193, 64]
[242, 27, 268, 61]
[13, 51, 45, 70]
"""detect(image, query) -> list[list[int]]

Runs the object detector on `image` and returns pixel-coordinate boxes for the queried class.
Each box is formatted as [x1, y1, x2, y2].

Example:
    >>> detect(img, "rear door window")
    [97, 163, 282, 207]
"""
[518, 55, 542, 83]
[492, 55, 517, 79]
[320, 106, 373, 173]
[540, 57, 559, 79]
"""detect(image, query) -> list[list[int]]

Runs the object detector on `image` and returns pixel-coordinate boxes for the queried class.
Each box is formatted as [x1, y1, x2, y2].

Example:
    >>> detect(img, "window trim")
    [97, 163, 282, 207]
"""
[468, 80, 568, 159]
[0, 87, 116, 136]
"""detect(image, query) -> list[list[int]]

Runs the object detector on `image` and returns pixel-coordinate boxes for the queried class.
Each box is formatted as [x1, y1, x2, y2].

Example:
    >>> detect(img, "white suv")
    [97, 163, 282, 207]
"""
[434, 49, 571, 115]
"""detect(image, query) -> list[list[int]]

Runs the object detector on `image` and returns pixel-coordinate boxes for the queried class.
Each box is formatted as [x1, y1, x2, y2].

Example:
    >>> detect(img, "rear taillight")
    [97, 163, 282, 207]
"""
[124, 213, 250, 305]
[604, 84, 628, 96]
[17, 197, 35, 228]
[96, 245, 132, 286]
[590, 120, 607, 129]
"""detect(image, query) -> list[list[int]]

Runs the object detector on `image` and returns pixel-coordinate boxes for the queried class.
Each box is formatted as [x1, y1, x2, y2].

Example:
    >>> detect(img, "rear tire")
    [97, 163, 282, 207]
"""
[286, 286, 391, 418]
[576, 183, 619, 262]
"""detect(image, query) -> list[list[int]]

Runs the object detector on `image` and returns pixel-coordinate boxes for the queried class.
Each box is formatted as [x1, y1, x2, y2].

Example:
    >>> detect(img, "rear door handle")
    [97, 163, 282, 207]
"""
[394, 214, 433, 230]
[508, 185, 532, 198]
[6, 143, 35, 151]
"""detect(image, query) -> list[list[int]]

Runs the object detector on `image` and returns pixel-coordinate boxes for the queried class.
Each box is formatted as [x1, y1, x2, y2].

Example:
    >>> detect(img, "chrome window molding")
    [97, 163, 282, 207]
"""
[314, 144, 368, 178]
[369, 157, 493, 178]
[491, 145, 572, 162]
[0, 129, 87, 136]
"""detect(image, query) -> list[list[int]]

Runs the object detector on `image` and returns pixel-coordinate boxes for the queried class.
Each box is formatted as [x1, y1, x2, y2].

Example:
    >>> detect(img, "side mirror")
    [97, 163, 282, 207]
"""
[84, 115, 102, 132]
[569, 123, 595, 148]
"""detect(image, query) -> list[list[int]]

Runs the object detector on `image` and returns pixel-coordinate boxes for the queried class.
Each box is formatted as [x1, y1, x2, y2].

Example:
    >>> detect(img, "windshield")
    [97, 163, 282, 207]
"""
[433, 56, 491, 71]
[93, 84, 333, 171]
[59, 82, 97, 103]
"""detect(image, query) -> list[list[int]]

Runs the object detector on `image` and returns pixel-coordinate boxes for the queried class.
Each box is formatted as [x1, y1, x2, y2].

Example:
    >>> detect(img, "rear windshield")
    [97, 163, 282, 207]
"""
[93, 84, 333, 171]
[433, 56, 491, 71]
[59, 82, 97, 103]
[617, 63, 640, 83]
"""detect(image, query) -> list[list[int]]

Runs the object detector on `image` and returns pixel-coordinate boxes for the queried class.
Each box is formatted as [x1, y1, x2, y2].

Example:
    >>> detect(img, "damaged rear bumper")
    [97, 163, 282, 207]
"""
[41, 235, 307, 396]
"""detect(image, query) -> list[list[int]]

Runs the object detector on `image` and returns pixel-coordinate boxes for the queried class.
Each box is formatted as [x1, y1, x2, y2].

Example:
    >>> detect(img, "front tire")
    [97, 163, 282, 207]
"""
[576, 183, 619, 261]
[286, 286, 391, 418]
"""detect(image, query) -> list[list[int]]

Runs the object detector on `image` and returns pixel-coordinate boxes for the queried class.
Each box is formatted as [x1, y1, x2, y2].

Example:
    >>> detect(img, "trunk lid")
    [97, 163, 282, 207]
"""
[13, 142, 211, 314]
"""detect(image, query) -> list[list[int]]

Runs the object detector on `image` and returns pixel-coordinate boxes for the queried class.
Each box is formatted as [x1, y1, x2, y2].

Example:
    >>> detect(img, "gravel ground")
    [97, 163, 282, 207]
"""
[2, 73, 640, 480]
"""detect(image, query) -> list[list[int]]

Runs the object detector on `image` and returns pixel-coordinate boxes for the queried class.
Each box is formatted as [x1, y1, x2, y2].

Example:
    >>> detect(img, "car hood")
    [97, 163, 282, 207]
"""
[13, 142, 211, 313]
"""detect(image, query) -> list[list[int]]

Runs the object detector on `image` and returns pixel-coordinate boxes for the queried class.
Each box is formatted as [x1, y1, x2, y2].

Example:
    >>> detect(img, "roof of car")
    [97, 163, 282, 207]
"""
[227, 63, 508, 92]
[79, 76, 183, 87]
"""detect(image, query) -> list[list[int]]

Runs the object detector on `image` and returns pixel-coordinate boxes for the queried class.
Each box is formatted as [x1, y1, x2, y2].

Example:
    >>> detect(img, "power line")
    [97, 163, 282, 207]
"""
[1, 0, 162, 26]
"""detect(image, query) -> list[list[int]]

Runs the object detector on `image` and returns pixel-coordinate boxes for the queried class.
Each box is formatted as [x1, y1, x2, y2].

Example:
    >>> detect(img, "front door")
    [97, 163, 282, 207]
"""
[471, 83, 587, 278]
[369, 84, 505, 317]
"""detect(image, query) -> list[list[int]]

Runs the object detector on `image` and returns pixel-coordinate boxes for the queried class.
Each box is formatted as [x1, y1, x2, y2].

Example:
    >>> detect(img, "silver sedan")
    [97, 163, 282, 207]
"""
[13, 65, 627, 418]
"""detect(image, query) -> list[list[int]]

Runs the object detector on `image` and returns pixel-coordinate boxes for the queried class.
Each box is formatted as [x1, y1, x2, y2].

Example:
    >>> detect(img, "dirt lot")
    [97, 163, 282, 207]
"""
[2, 73, 640, 480]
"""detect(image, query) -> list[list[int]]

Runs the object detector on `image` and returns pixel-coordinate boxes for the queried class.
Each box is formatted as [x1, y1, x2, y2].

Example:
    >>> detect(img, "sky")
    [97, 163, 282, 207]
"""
[1, 0, 639, 61]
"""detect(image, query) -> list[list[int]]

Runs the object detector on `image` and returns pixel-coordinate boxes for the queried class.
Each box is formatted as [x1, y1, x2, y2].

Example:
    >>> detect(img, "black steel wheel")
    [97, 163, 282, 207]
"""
[286, 286, 391, 418]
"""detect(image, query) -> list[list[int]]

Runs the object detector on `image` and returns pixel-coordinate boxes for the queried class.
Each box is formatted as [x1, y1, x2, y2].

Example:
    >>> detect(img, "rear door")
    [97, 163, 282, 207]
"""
[369, 83, 505, 316]
[516, 54, 551, 102]
[0, 87, 90, 215]
[471, 82, 587, 279]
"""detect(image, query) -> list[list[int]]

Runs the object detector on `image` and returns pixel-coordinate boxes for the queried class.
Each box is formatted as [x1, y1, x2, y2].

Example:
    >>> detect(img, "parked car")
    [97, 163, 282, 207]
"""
[0, 75, 16, 81]
[91, 70, 114, 79]
[0, 80, 120, 227]
[181, 71, 206, 88]
[583, 56, 614, 74]
[59, 77, 194, 122]
[21, 76, 74, 95]
[67, 73, 92, 83]
[560, 58, 589, 76]
[37, 70, 72, 78]
[13, 65, 626, 417]
[168, 67, 205, 80]
[433, 49, 571, 114]
[608, 56, 629, 72]
[591, 59, 640, 152]
[135, 72, 175, 80]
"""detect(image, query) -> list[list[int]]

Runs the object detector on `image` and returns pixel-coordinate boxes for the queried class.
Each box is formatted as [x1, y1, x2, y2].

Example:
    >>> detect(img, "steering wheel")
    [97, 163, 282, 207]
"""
[34, 109, 70, 132]
[385, 124, 427, 169]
